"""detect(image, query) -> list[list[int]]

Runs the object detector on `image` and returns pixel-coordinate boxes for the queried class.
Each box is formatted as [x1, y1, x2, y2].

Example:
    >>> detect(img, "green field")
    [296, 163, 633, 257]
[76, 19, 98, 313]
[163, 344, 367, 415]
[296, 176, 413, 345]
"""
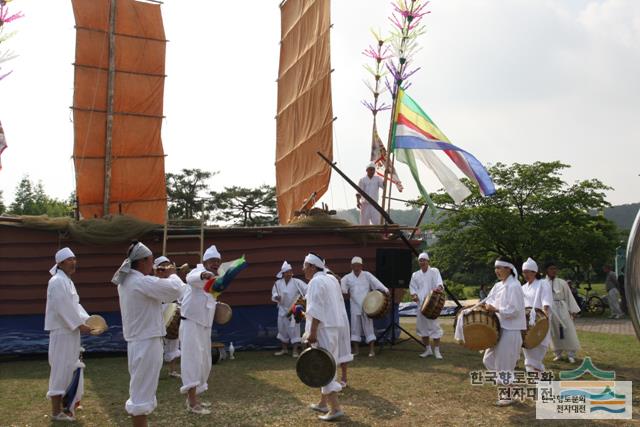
[1, 317, 638, 426]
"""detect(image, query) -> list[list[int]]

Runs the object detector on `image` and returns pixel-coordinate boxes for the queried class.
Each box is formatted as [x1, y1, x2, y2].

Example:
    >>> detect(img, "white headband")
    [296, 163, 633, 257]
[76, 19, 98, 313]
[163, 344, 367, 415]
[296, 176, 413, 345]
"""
[495, 260, 517, 278]
[50, 247, 75, 275]
[522, 257, 538, 273]
[276, 260, 292, 279]
[351, 256, 363, 265]
[153, 256, 171, 269]
[203, 245, 221, 261]
[304, 253, 325, 270]
[418, 252, 429, 261]
[112, 242, 153, 285]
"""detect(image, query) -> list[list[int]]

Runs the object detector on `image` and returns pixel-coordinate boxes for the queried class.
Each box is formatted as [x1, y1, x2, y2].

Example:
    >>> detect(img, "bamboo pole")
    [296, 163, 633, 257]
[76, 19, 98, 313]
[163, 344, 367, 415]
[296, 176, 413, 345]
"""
[103, 0, 117, 217]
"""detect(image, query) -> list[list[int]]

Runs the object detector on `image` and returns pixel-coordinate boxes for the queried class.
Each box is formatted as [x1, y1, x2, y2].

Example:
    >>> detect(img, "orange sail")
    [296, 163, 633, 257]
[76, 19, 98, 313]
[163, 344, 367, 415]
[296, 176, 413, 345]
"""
[71, 0, 167, 224]
[276, 0, 333, 224]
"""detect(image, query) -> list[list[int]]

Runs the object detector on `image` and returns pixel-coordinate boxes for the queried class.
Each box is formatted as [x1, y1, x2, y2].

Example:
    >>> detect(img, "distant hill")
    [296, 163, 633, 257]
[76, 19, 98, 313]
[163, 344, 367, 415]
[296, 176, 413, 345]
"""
[334, 203, 640, 231]
[605, 203, 639, 231]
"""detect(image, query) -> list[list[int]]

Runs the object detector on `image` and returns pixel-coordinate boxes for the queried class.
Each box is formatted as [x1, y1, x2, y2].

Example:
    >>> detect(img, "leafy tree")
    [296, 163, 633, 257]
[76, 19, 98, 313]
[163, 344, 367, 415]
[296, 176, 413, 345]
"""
[426, 161, 620, 285]
[209, 185, 277, 227]
[0, 190, 5, 214]
[166, 168, 217, 220]
[8, 175, 73, 217]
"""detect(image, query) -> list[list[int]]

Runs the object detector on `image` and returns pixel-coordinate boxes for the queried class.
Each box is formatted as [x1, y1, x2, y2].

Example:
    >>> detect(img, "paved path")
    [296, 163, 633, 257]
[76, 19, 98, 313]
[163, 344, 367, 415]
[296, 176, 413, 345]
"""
[574, 316, 636, 336]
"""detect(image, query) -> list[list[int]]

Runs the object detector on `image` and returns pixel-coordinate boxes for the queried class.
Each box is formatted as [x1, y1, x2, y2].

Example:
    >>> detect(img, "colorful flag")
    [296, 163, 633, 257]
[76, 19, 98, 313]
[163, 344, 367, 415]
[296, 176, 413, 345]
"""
[204, 256, 248, 298]
[392, 89, 495, 203]
[370, 118, 403, 192]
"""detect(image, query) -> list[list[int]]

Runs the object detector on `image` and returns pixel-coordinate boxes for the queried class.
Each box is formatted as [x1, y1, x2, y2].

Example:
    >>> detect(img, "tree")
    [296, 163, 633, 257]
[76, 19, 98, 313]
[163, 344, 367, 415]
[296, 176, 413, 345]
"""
[209, 185, 278, 227]
[8, 175, 73, 217]
[166, 169, 217, 220]
[426, 161, 620, 285]
[0, 190, 5, 215]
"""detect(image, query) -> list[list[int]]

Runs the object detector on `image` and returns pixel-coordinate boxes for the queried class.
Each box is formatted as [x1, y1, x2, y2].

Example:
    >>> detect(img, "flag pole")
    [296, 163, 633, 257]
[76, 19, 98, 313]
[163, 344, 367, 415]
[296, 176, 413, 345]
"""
[381, 0, 428, 221]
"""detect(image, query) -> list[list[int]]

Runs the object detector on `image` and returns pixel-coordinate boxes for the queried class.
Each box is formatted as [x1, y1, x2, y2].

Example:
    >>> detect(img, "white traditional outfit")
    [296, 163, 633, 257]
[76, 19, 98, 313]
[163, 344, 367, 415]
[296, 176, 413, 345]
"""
[271, 261, 308, 345]
[521, 258, 553, 372]
[545, 275, 581, 358]
[340, 259, 388, 344]
[482, 261, 526, 385]
[605, 270, 623, 318]
[409, 258, 444, 341]
[326, 269, 354, 367]
[154, 256, 185, 365]
[180, 246, 219, 396]
[357, 165, 384, 225]
[45, 248, 89, 408]
[304, 255, 348, 395]
[113, 242, 184, 417]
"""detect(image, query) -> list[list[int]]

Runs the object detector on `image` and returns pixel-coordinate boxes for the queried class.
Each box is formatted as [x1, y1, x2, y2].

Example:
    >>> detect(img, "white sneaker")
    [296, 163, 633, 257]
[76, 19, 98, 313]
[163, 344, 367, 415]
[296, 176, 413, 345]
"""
[495, 399, 514, 407]
[552, 355, 561, 362]
[51, 413, 75, 422]
[274, 349, 287, 356]
[168, 371, 181, 378]
[568, 357, 576, 364]
[434, 348, 443, 359]
[419, 347, 433, 358]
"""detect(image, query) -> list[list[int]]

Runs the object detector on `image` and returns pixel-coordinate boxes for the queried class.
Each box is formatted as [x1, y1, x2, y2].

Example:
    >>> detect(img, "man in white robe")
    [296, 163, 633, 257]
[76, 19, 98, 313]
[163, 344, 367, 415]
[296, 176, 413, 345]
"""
[520, 257, 553, 372]
[45, 247, 91, 422]
[544, 261, 580, 363]
[113, 241, 184, 427]
[483, 258, 526, 406]
[303, 254, 347, 422]
[154, 256, 186, 378]
[340, 256, 389, 357]
[409, 252, 445, 359]
[272, 260, 308, 357]
[180, 245, 222, 414]
[357, 162, 384, 225]
[325, 267, 354, 388]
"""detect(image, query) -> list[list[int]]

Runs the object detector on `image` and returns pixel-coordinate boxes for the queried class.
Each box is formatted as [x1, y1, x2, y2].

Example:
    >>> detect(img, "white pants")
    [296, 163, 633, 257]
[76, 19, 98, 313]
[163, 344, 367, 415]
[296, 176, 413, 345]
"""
[608, 288, 623, 316]
[276, 315, 302, 344]
[338, 323, 354, 364]
[416, 312, 443, 339]
[180, 319, 212, 395]
[126, 337, 163, 416]
[163, 338, 181, 362]
[47, 328, 81, 398]
[350, 312, 376, 343]
[483, 329, 522, 385]
[359, 203, 380, 225]
[317, 326, 342, 395]
[522, 343, 548, 372]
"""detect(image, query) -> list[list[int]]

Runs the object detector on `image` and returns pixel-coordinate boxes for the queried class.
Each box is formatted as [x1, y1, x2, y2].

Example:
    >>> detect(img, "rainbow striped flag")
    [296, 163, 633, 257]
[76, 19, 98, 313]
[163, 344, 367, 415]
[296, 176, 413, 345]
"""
[392, 89, 495, 203]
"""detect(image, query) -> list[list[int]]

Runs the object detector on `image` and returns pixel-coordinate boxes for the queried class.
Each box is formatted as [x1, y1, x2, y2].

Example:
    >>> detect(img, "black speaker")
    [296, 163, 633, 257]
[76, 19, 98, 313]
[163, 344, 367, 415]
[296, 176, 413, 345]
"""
[375, 248, 413, 289]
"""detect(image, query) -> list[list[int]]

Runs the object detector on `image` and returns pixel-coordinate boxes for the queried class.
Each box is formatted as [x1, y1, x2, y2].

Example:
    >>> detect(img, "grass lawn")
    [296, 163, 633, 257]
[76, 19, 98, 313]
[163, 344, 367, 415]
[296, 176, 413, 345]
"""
[1, 317, 638, 426]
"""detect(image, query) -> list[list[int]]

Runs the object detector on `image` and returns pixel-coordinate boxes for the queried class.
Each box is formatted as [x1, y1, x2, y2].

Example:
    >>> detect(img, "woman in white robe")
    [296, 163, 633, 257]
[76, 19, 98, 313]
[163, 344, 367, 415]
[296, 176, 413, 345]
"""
[482, 257, 526, 406]
[45, 247, 91, 422]
[520, 258, 553, 372]
[180, 245, 221, 415]
[544, 261, 581, 363]
[113, 241, 184, 427]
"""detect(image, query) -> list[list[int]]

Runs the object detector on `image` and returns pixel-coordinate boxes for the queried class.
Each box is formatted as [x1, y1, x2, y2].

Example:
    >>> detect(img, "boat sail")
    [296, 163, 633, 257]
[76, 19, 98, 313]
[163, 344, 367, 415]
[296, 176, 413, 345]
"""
[71, 0, 167, 224]
[275, 0, 334, 224]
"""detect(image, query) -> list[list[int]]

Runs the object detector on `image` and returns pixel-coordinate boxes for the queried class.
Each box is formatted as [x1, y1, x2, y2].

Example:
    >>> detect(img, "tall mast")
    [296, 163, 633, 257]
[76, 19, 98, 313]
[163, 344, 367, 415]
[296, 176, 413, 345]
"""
[103, 0, 117, 216]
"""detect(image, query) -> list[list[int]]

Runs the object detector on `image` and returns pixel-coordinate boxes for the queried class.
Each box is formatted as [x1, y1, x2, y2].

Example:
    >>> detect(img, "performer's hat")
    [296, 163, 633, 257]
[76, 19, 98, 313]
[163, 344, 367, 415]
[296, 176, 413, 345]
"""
[351, 256, 363, 265]
[203, 245, 221, 261]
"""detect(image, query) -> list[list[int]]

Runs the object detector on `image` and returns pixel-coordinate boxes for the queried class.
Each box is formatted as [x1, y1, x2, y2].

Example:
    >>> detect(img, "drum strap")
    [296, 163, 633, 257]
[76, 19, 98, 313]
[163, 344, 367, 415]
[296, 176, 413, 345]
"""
[292, 279, 305, 299]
